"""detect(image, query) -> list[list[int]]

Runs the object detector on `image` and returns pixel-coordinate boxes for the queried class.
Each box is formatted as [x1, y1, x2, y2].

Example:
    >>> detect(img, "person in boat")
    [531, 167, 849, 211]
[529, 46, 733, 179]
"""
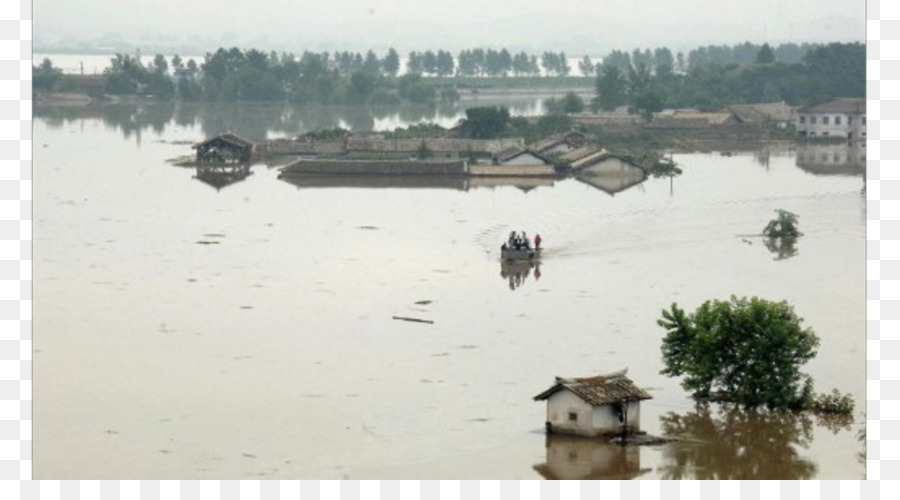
[534, 233, 542, 250]
[508, 231, 517, 249]
[521, 231, 531, 250]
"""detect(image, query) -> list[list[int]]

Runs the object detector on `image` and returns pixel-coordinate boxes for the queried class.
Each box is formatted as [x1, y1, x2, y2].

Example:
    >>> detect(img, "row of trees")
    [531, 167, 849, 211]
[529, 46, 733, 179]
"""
[35, 41, 861, 110]
[593, 42, 865, 117]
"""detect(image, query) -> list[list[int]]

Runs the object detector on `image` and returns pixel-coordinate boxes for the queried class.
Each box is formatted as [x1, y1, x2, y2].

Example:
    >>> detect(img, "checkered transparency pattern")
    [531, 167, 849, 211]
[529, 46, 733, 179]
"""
[0, 0, 31, 490]
[870, 0, 900, 490]
[5, 0, 897, 499]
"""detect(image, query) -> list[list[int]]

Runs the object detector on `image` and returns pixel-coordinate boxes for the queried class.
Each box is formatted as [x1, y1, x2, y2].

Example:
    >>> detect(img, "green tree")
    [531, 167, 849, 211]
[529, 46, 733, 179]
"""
[557, 91, 585, 113]
[346, 71, 377, 104]
[33, 58, 61, 90]
[659, 296, 819, 409]
[578, 55, 594, 77]
[756, 43, 776, 64]
[382, 48, 400, 77]
[631, 90, 665, 121]
[594, 64, 626, 111]
[436, 50, 455, 78]
[151, 54, 169, 74]
[406, 51, 423, 75]
[535, 113, 573, 136]
[362, 50, 381, 76]
[422, 50, 438, 75]
[460, 106, 510, 139]
[397, 73, 436, 103]
[763, 209, 802, 237]
[415, 140, 434, 159]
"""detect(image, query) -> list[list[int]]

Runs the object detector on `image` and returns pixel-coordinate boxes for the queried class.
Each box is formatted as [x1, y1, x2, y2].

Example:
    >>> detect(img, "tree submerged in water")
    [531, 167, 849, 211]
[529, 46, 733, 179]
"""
[659, 296, 818, 410]
[763, 209, 802, 238]
[658, 295, 854, 415]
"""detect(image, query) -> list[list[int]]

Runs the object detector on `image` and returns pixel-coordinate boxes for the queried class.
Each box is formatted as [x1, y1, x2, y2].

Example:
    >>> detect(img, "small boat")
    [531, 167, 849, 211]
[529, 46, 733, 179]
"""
[501, 246, 541, 261]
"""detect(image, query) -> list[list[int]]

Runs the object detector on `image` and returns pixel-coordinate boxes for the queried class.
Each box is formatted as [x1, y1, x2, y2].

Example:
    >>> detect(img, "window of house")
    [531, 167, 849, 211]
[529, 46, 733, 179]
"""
[568, 412, 577, 421]
[810, 116, 817, 124]
[823, 132, 830, 137]
[863, 116, 867, 125]
[799, 116, 806, 124]
[835, 116, 842, 125]
[849, 117, 854, 125]
[823, 116, 830, 125]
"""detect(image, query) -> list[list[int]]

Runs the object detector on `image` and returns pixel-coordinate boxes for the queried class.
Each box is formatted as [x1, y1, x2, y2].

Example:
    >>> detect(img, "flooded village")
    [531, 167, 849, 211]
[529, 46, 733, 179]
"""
[32, 33, 866, 479]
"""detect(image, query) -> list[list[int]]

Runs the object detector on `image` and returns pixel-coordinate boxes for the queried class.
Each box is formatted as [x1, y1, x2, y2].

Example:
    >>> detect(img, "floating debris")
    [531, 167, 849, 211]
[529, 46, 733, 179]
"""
[392, 316, 434, 324]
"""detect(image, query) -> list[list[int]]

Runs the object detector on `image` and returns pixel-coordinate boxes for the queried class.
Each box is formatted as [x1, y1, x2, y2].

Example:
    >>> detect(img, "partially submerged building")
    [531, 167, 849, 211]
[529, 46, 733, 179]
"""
[193, 133, 254, 164]
[575, 155, 648, 196]
[527, 131, 589, 158]
[533, 371, 652, 437]
[795, 97, 866, 141]
[491, 145, 550, 166]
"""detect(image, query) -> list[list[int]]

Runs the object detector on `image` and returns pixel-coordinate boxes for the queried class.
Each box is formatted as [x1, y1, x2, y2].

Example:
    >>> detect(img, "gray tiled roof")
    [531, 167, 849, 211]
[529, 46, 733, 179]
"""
[533, 373, 652, 405]
[798, 98, 865, 115]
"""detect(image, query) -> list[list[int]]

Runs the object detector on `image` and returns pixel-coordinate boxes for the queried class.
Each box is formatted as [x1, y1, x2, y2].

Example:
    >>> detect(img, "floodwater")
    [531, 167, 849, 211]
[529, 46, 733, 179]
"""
[33, 102, 865, 479]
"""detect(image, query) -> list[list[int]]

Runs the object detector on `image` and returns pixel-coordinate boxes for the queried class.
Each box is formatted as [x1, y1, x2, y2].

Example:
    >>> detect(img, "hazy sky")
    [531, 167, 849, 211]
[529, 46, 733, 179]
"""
[35, 0, 865, 53]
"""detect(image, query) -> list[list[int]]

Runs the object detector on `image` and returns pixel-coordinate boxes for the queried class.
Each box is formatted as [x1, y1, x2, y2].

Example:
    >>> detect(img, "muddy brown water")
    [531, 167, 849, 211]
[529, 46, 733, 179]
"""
[33, 106, 864, 479]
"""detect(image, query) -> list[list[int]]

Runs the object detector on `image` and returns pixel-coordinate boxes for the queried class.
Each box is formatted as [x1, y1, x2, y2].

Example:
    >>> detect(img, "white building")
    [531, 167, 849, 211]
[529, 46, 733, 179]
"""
[533, 371, 652, 437]
[796, 98, 866, 140]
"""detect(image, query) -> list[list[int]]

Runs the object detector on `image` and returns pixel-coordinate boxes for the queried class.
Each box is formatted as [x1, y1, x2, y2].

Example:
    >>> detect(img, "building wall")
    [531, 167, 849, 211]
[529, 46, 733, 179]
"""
[580, 157, 645, 177]
[545, 390, 642, 437]
[546, 390, 597, 436]
[469, 164, 555, 176]
[796, 111, 866, 140]
[281, 159, 467, 176]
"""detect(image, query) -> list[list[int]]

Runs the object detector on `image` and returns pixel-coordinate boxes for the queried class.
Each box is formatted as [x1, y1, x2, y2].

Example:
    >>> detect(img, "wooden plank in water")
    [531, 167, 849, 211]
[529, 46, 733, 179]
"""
[392, 316, 434, 324]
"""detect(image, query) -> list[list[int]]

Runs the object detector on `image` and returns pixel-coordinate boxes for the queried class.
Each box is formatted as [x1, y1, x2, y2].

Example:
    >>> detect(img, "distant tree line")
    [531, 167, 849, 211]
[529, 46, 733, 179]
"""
[33, 41, 862, 112]
[592, 42, 865, 117]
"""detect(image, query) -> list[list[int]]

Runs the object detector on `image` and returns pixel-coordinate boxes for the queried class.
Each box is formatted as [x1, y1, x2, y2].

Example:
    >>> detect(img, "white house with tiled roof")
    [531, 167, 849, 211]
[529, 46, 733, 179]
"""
[796, 98, 866, 140]
[533, 370, 652, 437]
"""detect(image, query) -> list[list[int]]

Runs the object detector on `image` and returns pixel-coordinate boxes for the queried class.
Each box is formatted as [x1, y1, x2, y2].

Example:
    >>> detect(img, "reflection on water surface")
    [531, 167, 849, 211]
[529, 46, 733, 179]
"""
[33, 108, 864, 479]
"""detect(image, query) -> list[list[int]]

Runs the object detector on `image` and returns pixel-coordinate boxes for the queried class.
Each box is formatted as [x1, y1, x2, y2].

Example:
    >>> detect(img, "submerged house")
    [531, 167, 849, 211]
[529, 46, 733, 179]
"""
[795, 97, 866, 141]
[193, 133, 255, 164]
[491, 145, 549, 166]
[527, 131, 589, 158]
[533, 371, 652, 437]
[575, 155, 648, 196]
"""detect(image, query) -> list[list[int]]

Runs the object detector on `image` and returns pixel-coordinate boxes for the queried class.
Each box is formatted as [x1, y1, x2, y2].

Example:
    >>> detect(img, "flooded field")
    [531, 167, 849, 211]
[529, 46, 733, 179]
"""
[33, 104, 865, 479]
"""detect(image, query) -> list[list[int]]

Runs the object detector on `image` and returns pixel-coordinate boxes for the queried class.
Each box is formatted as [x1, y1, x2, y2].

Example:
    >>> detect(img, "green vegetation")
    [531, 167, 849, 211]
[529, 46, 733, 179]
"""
[763, 209, 802, 238]
[415, 140, 434, 159]
[593, 42, 864, 117]
[458, 106, 511, 139]
[812, 389, 855, 415]
[659, 296, 854, 415]
[659, 296, 819, 409]
[36, 41, 861, 114]
[545, 92, 586, 114]
[33, 58, 62, 90]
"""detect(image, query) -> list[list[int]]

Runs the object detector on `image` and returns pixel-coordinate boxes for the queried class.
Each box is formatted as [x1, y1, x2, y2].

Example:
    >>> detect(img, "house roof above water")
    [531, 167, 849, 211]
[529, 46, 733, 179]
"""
[193, 132, 255, 150]
[533, 371, 652, 405]
[798, 97, 866, 115]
